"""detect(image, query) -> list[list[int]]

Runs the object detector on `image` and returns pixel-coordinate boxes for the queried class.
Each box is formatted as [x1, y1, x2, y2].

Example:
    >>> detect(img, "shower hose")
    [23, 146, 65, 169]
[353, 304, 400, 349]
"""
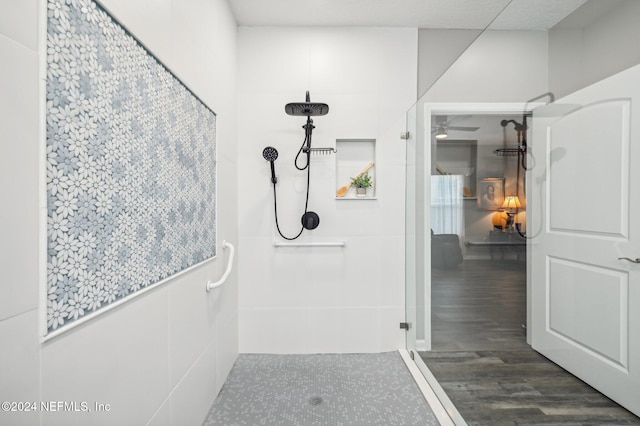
[271, 126, 313, 240]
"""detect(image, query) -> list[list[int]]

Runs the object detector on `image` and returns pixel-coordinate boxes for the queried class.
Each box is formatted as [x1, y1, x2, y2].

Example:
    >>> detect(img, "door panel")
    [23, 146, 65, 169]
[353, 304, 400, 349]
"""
[548, 100, 630, 236]
[548, 256, 628, 369]
[531, 65, 640, 416]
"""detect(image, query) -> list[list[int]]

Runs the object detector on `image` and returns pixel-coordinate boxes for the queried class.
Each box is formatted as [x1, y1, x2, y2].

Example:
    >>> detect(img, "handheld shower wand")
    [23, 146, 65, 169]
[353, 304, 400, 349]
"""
[263, 144, 311, 240]
[262, 146, 279, 184]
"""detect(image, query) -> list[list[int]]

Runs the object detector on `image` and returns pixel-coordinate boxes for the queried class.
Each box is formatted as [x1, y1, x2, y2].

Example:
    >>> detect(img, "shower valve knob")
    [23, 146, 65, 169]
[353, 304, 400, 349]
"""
[301, 212, 320, 230]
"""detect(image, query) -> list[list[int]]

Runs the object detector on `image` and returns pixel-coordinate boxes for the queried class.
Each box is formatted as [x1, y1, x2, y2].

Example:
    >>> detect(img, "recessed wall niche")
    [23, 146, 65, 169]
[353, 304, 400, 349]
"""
[335, 139, 376, 199]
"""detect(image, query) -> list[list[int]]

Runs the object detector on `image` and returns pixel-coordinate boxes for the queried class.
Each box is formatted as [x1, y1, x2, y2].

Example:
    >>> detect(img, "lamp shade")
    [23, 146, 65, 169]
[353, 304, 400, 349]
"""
[502, 195, 521, 209]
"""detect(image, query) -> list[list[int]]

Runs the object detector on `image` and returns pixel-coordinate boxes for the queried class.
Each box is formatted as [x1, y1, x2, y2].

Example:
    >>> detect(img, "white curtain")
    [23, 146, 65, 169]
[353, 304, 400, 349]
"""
[431, 175, 464, 236]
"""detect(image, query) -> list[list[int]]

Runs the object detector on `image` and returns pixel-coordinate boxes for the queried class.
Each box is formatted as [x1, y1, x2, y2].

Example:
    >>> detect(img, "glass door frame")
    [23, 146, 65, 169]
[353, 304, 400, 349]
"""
[405, 102, 535, 425]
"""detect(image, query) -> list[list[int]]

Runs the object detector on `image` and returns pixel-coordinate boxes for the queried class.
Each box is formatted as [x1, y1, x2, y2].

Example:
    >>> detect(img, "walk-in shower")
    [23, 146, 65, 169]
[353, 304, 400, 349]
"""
[263, 91, 329, 240]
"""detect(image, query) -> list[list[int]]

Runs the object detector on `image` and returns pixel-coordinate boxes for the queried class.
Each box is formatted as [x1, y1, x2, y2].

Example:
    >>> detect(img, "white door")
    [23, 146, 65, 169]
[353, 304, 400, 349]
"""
[530, 65, 640, 416]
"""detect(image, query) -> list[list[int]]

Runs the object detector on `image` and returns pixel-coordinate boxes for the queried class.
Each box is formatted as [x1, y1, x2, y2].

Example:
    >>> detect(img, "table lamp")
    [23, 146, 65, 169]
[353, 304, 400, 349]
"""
[502, 195, 521, 229]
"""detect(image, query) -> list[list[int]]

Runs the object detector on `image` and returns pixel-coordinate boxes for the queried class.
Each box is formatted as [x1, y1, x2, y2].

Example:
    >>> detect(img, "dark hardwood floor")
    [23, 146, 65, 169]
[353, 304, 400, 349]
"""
[420, 259, 640, 425]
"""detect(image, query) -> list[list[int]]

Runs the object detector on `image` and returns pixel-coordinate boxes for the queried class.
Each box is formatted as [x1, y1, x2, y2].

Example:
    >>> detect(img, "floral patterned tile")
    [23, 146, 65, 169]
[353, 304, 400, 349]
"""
[45, 0, 217, 333]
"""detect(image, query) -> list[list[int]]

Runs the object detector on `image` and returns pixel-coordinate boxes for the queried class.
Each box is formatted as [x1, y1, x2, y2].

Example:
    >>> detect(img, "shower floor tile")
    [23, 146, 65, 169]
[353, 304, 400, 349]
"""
[202, 351, 438, 425]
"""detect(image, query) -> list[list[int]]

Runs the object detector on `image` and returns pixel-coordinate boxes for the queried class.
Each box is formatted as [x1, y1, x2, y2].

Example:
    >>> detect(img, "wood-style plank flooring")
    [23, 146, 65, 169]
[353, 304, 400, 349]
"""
[420, 259, 640, 425]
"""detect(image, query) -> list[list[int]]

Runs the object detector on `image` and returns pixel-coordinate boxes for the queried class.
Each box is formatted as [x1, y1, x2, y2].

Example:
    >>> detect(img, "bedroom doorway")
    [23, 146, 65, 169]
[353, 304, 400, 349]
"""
[408, 103, 533, 355]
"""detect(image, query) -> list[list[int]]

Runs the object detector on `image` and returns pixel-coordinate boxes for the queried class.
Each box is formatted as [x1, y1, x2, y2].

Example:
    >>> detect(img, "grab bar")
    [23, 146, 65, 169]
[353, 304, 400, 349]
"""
[206, 240, 235, 292]
[273, 240, 346, 248]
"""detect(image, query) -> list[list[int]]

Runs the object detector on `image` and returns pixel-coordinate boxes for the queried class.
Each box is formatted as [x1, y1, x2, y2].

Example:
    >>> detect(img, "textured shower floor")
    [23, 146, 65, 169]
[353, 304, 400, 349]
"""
[202, 351, 438, 425]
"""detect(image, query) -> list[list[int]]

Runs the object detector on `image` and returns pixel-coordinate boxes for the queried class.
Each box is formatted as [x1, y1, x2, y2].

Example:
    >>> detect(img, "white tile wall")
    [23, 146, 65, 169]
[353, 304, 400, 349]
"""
[0, 20, 42, 426]
[40, 289, 171, 425]
[237, 27, 417, 354]
[215, 310, 238, 393]
[0, 34, 40, 322]
[239, 236, 404, 309]
[0, 310, 40, 426]
[168, 264, 217, 388]
[239, 305, 405, 354]
[169, 341, 218, 426]
[147, 401, 171, 426]
[0, 0, 39, 51]
[0, 0, 238, 424]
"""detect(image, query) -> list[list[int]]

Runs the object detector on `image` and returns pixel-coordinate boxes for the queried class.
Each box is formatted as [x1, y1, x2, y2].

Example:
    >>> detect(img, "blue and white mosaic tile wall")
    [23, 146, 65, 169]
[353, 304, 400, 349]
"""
[46, 0, 217, 333]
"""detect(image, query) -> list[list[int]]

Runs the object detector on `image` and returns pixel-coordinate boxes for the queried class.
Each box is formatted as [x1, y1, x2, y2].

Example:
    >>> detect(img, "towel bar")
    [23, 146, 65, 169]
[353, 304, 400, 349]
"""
[273, 240, 346, 248]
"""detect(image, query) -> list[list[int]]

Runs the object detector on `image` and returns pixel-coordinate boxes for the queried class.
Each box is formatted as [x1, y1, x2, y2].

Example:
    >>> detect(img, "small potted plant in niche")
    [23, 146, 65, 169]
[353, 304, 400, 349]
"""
[352, 172, 372, 197]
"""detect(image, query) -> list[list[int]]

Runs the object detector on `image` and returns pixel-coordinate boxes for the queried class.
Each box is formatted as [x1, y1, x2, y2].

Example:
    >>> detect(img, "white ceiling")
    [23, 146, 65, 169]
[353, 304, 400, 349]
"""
[228, 0, 588, 30]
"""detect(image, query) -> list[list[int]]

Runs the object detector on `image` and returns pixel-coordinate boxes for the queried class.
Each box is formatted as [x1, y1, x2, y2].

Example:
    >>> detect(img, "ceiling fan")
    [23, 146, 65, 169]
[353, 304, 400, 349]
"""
[432, 115, 479, 139]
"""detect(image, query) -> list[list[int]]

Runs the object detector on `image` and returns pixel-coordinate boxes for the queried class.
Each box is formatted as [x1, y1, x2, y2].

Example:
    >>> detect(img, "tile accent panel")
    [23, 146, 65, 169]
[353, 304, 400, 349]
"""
[45, 0, 217, 334]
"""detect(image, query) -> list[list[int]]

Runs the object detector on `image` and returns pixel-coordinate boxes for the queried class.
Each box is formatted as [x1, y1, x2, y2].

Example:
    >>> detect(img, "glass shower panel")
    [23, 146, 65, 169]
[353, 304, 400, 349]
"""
[404, 0, 512, 356]
[405, 104, 417, 350]
[405, 0, 640, 422]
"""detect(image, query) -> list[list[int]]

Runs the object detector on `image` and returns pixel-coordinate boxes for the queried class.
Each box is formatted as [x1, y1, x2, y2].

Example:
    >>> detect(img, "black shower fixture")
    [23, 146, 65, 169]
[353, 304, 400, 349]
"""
[500, 93, 555, 241]
[495, 117, 529, 170]
[264, 91, 329, 240]
[285, 91, 329, 117]
[301, 211, 320, 230]
[498, 118, 526, 142]
[262, 146, 278, 184]
[285, 91, 329, 170]
[496, 117, 530, 239]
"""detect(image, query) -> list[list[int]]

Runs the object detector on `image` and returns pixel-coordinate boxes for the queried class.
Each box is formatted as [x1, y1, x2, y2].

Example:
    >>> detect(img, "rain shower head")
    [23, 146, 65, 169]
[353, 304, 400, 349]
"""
[285, 91, 329, 117]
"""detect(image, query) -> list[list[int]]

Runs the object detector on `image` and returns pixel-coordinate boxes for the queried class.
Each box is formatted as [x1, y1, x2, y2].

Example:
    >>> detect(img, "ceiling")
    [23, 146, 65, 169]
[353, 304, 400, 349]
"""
[228, 0, 589, 30]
